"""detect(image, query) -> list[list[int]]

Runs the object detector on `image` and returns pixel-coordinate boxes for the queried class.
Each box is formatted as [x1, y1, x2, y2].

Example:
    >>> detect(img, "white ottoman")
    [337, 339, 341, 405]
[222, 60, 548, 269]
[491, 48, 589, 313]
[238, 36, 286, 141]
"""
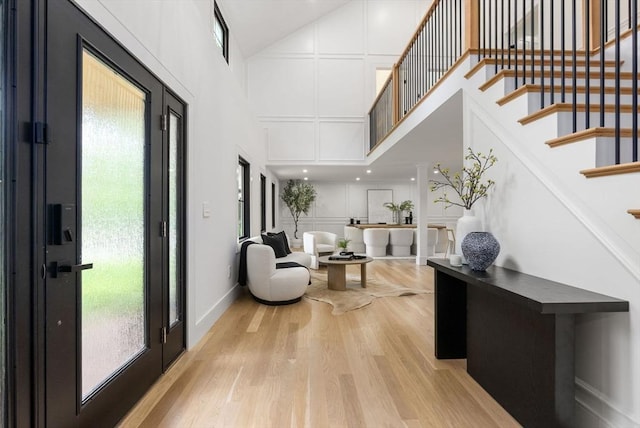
[363, 229, 389, 257]
[389, 229, 414, 256]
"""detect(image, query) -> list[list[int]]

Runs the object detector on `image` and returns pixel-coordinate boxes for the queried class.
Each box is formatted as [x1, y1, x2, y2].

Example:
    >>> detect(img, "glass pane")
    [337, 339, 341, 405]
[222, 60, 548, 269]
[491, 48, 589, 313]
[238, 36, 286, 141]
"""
[168, 113, 179, 327]
[237, 163, 244, 238]
[81, 50, 146, 399]
[0, 0, 5, 421]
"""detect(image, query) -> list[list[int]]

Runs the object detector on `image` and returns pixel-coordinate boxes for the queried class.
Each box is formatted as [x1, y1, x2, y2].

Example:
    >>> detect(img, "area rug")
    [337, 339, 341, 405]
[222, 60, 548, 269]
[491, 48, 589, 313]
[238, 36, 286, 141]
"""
[305, 273, 431, 315]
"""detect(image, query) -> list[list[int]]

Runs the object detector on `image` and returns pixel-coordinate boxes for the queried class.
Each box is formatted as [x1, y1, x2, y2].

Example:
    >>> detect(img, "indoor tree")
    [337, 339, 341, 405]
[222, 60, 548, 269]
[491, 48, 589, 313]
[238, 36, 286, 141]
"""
[281, 179, 316, 239]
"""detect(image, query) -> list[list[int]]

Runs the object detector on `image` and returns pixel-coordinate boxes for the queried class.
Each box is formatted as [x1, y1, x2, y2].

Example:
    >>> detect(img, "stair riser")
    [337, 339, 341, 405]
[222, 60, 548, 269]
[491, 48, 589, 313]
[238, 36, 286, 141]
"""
[555, 112, 639, 135]
[503, 77, 636, 93]
[478, 64, 620, 81]
[596, 138, 638, 166]
[523, 93, 638, 114]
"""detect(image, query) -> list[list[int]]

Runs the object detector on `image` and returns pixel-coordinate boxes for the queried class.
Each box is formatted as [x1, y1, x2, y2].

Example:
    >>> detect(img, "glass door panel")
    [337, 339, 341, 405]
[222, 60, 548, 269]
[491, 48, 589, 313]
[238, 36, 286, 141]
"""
[81, 50, 146, 399]
[0, 0, 5, 421]
[168, 112, 180, 327]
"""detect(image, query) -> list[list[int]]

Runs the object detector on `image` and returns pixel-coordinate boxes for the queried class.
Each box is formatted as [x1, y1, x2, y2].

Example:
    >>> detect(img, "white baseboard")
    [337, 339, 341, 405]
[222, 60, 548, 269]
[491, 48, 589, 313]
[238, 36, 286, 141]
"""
[187, 283, 243, 349]
[575, 378, 640, 428]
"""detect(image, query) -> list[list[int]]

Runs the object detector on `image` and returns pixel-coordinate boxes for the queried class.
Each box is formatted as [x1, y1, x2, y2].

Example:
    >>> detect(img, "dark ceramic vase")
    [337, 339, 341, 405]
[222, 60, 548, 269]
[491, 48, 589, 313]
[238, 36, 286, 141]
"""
[461, 232, 500, 271]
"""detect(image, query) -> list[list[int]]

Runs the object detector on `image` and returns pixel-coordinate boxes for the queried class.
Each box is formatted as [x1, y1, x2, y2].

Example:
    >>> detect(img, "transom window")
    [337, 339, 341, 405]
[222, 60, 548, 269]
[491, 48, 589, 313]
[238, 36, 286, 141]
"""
[214, 2, 229, 63]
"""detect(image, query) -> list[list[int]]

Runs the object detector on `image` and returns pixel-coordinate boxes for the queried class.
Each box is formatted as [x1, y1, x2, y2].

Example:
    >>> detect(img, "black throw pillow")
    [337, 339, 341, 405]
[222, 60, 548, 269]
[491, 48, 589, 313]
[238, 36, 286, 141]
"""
[267, 230, 292, 254]
[262, 233, 288, 258]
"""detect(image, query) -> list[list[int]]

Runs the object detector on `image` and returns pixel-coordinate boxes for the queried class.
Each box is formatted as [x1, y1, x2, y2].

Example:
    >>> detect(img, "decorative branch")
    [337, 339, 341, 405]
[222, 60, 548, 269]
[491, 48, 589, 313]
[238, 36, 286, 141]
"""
[429, 147, 497, 210]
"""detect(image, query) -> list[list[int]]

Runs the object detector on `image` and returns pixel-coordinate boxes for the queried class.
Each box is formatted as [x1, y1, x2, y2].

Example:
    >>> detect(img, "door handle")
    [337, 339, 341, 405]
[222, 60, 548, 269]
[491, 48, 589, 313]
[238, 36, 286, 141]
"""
[50, 261, 93, 278]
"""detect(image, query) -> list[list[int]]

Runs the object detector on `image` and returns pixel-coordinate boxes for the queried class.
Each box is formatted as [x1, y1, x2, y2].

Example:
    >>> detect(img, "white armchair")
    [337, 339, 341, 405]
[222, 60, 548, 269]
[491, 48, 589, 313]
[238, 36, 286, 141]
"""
[245, 244, 310, 304]
[303, 231, 338, 269]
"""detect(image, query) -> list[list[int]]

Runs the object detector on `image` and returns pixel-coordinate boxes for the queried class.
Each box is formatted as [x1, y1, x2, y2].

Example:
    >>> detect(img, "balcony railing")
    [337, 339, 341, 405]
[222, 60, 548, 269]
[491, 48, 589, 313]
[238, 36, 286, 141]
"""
[368, 0, 469, 150]
[368, 0, 639, 165]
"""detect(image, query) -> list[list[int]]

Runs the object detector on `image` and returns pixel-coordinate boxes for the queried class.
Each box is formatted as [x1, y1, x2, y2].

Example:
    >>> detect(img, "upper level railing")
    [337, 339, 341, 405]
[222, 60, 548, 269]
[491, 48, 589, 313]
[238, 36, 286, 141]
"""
[368, 0, 470, 150]
[369, 0, 639, 166]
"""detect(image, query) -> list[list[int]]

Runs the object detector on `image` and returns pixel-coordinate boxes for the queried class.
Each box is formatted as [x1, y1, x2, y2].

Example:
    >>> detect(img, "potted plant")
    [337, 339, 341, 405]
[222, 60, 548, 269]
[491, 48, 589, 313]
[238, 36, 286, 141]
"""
[429, 147, 498, 265]
[281, 179, 316, 244]
[337, 237, 351, 252]
[383, 200, 414, 224]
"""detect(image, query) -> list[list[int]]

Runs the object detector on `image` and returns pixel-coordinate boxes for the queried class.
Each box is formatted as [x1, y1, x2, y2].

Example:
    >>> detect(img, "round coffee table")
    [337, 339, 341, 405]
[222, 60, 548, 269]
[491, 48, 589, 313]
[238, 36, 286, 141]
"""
[317, 255, 373, 291]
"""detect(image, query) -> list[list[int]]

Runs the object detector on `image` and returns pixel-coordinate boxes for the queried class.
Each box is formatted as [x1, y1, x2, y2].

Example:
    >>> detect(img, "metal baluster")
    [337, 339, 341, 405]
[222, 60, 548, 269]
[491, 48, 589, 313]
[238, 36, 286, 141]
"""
[541, 0, 545, 110]
[482, 0, 487, 58]
[508, 0, 512, 69]
[530, 0, 534, 84]
[561, 0, 566, 102]
[615, 0, 622, 163]
[586, 0, 591, 129]
[600, 0, 606, 126]
[515, 0, 519, 88]
[572, 0, 578, 132]
[438, 4, 442, 81]
[489, 0, 493, 67]
[551, 0, 556, 106]
[501, 0, 505, 70]
[522, 0, 526, 86]
[633, 0, 638, 161]
[615, 0, 620, 164]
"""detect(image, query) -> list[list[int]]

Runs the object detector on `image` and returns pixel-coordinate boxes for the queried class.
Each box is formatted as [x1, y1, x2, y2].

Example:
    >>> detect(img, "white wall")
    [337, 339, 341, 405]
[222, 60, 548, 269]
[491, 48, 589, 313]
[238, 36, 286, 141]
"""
[74, 0, 273, 348]
[247, 0, 431, 165]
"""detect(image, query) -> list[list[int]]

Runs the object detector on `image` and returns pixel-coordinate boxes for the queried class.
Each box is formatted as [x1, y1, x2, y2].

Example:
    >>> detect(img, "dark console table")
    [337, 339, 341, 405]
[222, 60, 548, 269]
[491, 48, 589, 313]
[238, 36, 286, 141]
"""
[427, 258, 629, 428]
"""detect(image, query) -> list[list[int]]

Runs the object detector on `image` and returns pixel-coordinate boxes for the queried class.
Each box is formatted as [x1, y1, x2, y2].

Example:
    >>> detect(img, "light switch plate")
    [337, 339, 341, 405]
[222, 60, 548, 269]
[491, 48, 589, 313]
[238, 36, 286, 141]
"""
[202, 201, 211, 218]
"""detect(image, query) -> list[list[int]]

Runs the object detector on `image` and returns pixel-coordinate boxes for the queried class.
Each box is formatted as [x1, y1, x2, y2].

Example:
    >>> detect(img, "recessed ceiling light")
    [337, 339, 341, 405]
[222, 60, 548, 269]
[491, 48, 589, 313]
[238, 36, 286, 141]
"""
[366, 169, 372, 174]
[356, 177, 361, 181]
[411, 177, 416, 181]
[302, 169, 308, 173]
[304, 177, 308, 181]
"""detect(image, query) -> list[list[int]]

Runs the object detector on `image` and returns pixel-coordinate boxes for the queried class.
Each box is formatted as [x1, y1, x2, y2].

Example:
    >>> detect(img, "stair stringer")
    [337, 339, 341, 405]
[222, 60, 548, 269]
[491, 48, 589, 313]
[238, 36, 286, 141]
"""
[462, 90, 640, 427]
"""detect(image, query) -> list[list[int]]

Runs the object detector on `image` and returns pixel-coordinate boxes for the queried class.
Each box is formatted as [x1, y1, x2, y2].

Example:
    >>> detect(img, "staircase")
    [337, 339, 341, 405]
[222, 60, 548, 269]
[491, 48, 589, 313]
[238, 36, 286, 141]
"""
[465, 46, 640, 218]
[368, 0, 639, 220]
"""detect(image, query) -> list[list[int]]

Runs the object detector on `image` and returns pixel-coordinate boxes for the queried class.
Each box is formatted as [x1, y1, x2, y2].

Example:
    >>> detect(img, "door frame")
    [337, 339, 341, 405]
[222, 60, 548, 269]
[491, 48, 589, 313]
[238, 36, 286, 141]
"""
[6, 1, 188, 425]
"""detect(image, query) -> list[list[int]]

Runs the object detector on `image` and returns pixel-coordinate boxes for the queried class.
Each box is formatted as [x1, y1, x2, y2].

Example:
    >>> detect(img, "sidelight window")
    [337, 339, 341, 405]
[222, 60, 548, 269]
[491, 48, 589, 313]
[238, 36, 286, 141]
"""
[238, 157, 250, 240]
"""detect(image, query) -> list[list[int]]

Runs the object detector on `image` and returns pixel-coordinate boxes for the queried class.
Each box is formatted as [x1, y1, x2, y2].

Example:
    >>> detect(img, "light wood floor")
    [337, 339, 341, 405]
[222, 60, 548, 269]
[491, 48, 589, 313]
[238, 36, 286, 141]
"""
[118, 260, 520, 427]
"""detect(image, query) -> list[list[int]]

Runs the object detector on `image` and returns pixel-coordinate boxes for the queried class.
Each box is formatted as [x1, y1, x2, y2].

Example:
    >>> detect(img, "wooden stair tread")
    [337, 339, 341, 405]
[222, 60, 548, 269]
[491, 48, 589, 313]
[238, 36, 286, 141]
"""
[497, 84, 640, 106]
[519, 103, 638, 125]
[627, 209, 640, 219]
[480, 69, 640, 92]
[466, 58, 619, 80]
[581, 161, 640, 178]
[546, 127, 635, 147]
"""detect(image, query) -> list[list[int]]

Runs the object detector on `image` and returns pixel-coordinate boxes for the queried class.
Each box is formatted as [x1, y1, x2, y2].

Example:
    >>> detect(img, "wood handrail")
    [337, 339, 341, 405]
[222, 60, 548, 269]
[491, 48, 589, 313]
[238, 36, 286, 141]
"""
[368, 71, 394, 115]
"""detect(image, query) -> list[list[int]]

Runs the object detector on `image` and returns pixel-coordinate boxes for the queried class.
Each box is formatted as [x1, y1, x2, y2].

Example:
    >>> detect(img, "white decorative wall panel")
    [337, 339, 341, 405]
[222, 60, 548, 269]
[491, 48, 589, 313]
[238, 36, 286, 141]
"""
[266, 121, 315, 160]
[262, 26, 315, 55]
[314, 183, 347, 217]
[318, 59, 365, 116]
[319, 121, 364, 161]
[367, 1, 420, 55]
[248, 58, 315, 116]
[317, 1, 364, 54]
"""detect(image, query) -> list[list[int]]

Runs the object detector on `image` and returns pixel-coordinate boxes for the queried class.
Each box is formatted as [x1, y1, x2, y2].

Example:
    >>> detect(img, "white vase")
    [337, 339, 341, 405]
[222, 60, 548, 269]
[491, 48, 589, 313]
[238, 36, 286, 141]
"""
[455, 209, 482, 264]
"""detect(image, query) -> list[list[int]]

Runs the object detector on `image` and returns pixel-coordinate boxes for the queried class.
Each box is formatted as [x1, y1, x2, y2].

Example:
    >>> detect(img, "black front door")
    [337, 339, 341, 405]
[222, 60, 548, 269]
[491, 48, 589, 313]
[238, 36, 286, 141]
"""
[44, 2, 184, 426]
